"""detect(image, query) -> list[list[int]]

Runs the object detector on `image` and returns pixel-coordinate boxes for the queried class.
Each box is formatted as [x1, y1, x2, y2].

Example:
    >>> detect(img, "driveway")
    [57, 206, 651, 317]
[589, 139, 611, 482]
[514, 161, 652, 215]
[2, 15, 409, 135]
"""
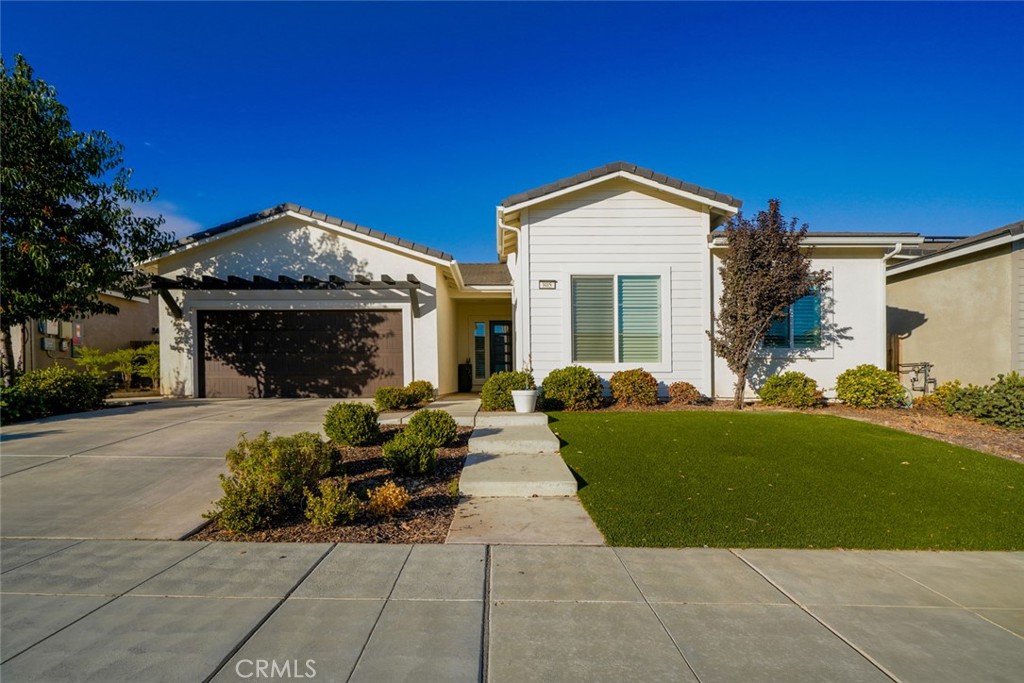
[1, 542, 1022, 682]
[0, 399, 340, 539]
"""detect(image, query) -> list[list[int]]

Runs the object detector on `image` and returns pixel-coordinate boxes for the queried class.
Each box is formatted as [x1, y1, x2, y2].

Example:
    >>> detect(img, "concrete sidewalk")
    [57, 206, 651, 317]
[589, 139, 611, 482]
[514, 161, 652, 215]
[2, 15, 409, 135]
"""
[2, 541, 1021, 682]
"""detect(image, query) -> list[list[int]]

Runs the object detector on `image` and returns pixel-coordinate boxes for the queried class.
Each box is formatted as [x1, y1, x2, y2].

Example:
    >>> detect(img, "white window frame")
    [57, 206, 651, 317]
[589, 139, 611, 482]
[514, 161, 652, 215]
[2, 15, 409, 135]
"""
[560, 265, 673, 373]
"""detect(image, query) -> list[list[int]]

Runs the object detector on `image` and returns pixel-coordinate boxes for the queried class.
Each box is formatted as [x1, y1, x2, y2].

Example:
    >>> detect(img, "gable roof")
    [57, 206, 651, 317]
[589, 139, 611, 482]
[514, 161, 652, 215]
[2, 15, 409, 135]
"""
[888, 219, 1024, 275]
[158, 203, 453, 262]
[500, 161, 744, 210]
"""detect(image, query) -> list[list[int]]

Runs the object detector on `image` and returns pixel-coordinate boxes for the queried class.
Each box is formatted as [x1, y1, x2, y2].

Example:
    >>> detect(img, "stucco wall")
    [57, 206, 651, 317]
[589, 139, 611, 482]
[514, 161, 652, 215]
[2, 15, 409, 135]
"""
[887, 245, 1013, 386]
[713, 251, 889, 399]
[522, 179, 714, 394]
[11, 294, 157, 373]
[154, 215, 442, 397]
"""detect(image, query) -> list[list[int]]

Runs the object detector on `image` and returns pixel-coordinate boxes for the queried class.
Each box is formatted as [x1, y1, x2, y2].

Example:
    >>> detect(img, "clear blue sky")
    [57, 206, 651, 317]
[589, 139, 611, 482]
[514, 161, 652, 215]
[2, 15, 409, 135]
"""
[4, 1, 1022, 262]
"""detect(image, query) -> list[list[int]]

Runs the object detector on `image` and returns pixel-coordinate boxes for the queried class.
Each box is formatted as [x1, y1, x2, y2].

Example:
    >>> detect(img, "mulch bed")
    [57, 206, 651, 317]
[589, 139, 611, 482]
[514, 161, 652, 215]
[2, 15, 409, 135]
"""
[191, 427, 470, 544]
[594, 400, 1022, 462]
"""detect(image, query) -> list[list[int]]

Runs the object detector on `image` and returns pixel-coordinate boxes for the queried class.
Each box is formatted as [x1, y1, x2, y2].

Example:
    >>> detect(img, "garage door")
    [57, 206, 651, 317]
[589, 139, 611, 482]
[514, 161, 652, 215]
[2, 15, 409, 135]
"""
[198, 310, 403, 398]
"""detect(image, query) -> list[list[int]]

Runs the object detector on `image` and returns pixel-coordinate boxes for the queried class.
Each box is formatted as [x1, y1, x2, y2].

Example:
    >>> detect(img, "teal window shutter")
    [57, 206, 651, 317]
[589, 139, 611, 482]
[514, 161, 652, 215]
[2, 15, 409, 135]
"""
[618, 276, 661, 362]
[792, 291, 822, 348]
[572, 277, 614, 362]
[764, 310, 790, 348]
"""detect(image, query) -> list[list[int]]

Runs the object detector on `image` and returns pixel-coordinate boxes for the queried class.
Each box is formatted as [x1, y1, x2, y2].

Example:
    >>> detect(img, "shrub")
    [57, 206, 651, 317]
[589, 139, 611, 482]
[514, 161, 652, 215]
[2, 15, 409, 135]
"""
[220, 430, 335, 516]
[913, 393, 943, 411]
[103, 347, 141, 388]
[405, 409, 458, 448]
[1, 365, 109, 423]
[304, 477, 361, 527]
[367, 480, 411, 518]
[609, 368, 658, 407]
[207, 474, 281, 533]
[323, 402, 380, 446]
[835, 365, 904, 409]
[667, 381, 704, 406]
[758, 372, 823, 408]
[375, 386, 409, 411]
[541, 366, 604, 411]
[935, 380, 984, 417]
[480, 371, 535, 411]
[971, 372, 1024, 430]
[381, 431, 437, 476]
[71, 346, 109, 379]
[137, 343, 160, 389]
[405, 380, 435, 405]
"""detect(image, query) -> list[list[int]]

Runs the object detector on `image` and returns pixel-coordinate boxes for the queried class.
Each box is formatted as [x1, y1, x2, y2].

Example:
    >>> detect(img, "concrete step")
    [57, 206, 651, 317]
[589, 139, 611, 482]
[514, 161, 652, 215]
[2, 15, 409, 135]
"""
[446, 496, 604, 545]
[458, 453, 578, 497]
[475, 412, 549, 428]
[468, 424, 560, 455]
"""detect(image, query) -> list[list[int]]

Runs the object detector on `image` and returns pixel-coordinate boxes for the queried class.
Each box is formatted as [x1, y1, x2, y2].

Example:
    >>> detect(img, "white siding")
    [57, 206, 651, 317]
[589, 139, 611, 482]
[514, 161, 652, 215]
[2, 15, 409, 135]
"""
[523, 180, 713, 394]
[154, 215, 442, 397]
[713, 252, 888, 399]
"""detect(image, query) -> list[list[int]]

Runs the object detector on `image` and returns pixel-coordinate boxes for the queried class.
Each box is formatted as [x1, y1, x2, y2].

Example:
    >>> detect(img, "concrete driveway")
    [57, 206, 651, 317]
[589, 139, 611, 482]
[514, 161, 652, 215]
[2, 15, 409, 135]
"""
[0, 399, 339, 539]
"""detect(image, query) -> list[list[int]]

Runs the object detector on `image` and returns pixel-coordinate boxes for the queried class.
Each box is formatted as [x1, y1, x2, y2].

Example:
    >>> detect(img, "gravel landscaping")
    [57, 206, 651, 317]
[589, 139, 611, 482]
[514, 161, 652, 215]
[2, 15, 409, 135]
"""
[192, 426, 470, 544]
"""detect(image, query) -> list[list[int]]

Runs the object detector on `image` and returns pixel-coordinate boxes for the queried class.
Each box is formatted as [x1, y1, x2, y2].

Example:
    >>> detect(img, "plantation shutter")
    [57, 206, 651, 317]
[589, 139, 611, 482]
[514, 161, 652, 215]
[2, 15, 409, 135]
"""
[572, 277, 614, 362]
[764, 310, 790, 348]
[792, 291, 822, 349]
[618, 276, 661, 362]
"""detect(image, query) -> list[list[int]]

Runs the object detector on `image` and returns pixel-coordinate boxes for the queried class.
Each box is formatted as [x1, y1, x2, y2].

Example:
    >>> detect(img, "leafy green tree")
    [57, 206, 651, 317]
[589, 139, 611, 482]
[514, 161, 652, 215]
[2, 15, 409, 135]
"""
[137, 343, 160, 390]
[103, 348, 140, 389]
[71, 346, 109, 379]
[709, 200, 829, 409]
[0, 54, 172, 381]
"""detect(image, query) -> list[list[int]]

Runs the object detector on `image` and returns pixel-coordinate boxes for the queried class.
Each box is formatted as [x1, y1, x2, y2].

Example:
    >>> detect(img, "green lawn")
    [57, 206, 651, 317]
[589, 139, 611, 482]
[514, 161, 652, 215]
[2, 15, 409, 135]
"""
[552, 411, 1024, 550]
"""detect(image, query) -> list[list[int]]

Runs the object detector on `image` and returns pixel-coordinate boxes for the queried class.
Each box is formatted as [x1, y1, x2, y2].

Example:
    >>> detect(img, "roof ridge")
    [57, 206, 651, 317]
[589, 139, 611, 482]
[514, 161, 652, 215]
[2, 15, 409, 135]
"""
[177, 204, 454, 261]
[500, 161, 743, 209]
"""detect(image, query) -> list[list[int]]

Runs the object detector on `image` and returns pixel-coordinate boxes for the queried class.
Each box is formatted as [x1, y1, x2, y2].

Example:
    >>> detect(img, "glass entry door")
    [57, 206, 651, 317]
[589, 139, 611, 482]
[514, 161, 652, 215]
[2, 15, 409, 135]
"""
[473, 320, 513, 386]
[489, 321, 512, 374]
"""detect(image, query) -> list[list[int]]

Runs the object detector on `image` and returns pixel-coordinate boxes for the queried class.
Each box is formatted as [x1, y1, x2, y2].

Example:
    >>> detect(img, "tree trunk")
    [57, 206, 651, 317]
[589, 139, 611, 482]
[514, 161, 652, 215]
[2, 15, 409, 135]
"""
[732, 367, 747, 410]
[2, 324, 17, 385]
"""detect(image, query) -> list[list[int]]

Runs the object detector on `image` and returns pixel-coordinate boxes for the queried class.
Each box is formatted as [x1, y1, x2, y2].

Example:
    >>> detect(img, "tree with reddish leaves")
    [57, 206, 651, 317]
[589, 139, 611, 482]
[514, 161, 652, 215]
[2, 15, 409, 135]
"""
[1, 55, 171, 381]
[709, 199, 829, 409]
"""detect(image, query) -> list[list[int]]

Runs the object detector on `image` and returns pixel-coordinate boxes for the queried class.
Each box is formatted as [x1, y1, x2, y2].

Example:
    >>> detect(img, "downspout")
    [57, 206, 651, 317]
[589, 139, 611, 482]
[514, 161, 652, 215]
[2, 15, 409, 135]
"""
[880, 242, 903, 371]
[496, 207, 529, 370]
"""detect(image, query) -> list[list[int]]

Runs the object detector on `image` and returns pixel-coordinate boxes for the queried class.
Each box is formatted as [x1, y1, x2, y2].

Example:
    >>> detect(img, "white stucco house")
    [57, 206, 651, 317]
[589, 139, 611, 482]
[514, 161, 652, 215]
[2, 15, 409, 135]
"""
[144, 162, 921, 400]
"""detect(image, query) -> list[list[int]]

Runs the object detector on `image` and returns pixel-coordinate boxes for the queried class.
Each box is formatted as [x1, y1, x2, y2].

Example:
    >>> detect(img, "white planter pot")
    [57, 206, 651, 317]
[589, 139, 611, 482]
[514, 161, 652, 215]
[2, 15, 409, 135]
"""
[511, 389, 539, 413]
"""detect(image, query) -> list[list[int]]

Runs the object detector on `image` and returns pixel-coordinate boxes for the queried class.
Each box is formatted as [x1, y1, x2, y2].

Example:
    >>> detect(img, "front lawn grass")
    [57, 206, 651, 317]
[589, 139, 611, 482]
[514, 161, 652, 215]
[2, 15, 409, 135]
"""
[552, 411, 1023, 550]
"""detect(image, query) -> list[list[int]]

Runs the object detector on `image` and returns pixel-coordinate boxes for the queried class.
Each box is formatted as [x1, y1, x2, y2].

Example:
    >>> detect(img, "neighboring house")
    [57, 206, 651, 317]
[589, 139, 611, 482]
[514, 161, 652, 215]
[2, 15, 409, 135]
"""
[6, 292, 158, 374]
[887, 220, 1024, 387]
[144, 162, 920, 399]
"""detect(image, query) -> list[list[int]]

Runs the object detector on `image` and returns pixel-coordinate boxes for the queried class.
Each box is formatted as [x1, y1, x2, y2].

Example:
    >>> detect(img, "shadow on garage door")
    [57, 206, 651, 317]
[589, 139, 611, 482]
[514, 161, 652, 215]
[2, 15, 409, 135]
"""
[198, 310, 404, 398]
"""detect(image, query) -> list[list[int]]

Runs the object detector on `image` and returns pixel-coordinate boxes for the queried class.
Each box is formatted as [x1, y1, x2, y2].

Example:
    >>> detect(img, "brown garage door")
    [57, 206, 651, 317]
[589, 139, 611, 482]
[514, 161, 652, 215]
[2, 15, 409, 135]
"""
[198, 310, 403, 398]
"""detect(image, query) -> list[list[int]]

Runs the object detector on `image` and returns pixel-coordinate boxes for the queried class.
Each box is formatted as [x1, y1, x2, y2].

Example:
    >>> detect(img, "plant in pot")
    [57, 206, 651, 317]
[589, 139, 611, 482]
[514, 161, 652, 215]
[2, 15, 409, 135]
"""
[481, 369, 538, 412]
[511, 356, 540, 413]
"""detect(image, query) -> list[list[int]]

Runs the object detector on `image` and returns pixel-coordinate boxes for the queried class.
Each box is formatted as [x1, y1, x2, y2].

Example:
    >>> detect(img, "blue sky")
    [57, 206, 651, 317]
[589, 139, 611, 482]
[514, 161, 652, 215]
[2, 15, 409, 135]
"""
[3, 1, 1022, 262]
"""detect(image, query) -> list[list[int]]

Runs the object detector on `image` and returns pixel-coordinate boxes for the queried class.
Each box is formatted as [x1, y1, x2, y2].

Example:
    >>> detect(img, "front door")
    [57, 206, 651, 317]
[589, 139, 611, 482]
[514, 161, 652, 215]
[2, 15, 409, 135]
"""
[489, 321, 512, 374]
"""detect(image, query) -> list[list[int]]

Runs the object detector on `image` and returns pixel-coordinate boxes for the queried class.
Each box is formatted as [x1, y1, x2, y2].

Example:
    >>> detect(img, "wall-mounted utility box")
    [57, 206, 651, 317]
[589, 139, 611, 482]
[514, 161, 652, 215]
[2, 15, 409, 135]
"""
[40, 337, 56, 351]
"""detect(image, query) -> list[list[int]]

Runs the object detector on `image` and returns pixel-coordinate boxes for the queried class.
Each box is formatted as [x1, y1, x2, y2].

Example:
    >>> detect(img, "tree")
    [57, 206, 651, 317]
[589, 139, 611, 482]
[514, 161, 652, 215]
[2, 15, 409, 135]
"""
[709, 199, 829, 409]
[0, 54, 172, 381]
[104, 348, 140, 389]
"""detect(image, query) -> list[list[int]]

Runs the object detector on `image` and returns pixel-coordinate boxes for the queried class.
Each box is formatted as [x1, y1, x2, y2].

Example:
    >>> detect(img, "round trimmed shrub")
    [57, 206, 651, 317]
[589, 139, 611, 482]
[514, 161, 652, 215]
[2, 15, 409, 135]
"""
[367, 480, 411, 518]
[375, 386, 409, 411]
[758, 372, 823, 408]
[382, 431, 437, 475]
[304, 477, 360, 527]
[667, 381, 704, 406]
[405, 380, 435, 405]
[609, 368, 658, 407]
[835, 365, 905, 408]
[405, 409, 458, 447]
[323, 402, 380, 446]
[480, 371, 535, 411]
[541, 366, 604, 411]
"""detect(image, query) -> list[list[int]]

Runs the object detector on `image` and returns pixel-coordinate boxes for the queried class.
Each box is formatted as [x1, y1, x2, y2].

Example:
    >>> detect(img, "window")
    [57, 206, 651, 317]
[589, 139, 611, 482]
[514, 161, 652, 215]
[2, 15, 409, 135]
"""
[572, 275, 661, 363]
[764, 291, 822, 350]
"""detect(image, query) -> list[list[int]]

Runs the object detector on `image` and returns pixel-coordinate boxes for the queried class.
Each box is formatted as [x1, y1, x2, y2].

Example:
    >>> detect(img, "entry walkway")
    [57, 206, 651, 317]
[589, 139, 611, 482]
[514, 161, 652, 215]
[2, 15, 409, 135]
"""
[2, 541, 1021, 682]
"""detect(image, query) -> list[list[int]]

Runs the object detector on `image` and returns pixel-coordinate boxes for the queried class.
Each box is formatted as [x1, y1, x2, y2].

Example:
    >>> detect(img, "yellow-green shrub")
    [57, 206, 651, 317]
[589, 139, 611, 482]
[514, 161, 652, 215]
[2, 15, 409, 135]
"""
[758, 372, 823, 408]
[541, 366, 604, 411]
[367, 480, 411, 517]
[609, 368, 658, 407]
[835, 365, 905, 409]
[304, 477, 360, 527]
